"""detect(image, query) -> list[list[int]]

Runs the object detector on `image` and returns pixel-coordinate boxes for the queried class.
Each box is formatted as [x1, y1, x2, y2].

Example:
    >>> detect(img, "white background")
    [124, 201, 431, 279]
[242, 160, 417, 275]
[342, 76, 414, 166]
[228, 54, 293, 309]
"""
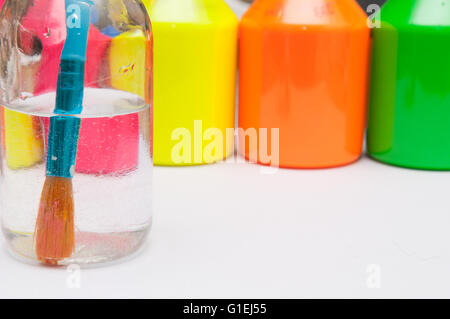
[2, 0, 450, 299]
[2, 155, 450, 298]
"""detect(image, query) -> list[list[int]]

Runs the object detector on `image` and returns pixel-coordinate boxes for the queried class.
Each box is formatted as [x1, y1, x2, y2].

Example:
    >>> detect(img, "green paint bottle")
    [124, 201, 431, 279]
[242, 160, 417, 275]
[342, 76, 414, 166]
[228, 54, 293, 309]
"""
[368, 0, 450, 170]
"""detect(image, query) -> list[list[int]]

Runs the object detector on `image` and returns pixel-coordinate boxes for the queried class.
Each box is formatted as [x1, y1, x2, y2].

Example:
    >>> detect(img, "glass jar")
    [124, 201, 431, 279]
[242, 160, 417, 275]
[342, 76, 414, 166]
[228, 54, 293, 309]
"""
[0, 0, 153, 266]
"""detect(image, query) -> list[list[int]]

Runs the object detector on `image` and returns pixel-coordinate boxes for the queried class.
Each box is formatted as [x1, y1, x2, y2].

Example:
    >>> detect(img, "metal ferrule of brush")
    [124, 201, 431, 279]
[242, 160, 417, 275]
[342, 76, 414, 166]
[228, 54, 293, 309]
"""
[46, 116, 81, 178]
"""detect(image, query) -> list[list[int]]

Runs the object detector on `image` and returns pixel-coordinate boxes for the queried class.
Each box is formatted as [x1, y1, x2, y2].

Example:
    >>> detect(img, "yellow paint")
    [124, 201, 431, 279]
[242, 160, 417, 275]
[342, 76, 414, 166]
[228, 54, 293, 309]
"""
[3, 108, 43, 169]
[110, 29, 147, 99]
[145, 0, 238, 166]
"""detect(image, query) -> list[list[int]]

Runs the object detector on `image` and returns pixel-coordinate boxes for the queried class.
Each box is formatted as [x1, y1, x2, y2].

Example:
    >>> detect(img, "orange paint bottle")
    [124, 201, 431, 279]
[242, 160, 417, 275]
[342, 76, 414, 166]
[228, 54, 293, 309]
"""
[239, 0, 370, 168]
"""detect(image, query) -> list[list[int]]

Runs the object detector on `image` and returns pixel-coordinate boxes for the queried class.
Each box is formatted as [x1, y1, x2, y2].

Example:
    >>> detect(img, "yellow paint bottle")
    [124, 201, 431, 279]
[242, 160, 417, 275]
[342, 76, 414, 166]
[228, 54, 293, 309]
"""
[110, 29, 148, 99]
[145, 0, 238, 166]
[1, 51, 44, 170]
[2, 109, 43, 170]
[109, 26, 153, 163]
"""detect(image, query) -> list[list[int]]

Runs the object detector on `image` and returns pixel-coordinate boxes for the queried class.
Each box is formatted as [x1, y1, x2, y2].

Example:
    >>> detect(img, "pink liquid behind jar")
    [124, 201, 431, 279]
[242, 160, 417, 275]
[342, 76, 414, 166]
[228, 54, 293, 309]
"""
[43, 114, 139, 175]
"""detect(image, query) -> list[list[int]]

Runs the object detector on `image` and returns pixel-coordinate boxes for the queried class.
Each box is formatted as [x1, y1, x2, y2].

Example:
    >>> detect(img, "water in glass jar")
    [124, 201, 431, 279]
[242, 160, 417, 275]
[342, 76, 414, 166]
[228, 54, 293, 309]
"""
[0, 88, 153, 265]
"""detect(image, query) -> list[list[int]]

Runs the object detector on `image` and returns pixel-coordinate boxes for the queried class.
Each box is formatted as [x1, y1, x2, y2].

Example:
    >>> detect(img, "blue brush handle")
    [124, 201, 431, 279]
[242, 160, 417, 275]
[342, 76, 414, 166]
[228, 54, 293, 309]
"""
[55, 0, 93, 114]
[47, 0, 92, 178]
[46, 116, 81, 178]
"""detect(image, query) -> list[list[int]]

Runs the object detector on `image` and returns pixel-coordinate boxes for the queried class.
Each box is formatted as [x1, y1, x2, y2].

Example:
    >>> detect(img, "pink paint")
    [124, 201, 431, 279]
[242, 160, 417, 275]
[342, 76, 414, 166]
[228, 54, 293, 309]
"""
[76, 114, 140, 175]
[76, 115, 140, 175]
[43, 114, 140, 175]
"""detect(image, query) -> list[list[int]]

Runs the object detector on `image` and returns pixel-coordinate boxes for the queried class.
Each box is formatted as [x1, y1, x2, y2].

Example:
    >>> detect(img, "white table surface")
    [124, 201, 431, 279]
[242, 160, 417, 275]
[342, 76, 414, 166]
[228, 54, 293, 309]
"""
[1, 154, 450, 299]
[1, 0, 447, 301]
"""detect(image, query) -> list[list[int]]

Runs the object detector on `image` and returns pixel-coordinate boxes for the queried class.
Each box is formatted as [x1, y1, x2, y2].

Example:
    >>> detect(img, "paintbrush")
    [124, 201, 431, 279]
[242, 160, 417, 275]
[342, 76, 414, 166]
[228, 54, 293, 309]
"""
[34, 0, 92, 265]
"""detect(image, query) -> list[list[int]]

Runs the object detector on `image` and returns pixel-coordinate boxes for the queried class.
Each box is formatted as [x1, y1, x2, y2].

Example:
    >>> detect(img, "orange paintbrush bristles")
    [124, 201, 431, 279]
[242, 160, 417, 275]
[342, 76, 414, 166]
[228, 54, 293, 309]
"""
[34, 176, 75, 265]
